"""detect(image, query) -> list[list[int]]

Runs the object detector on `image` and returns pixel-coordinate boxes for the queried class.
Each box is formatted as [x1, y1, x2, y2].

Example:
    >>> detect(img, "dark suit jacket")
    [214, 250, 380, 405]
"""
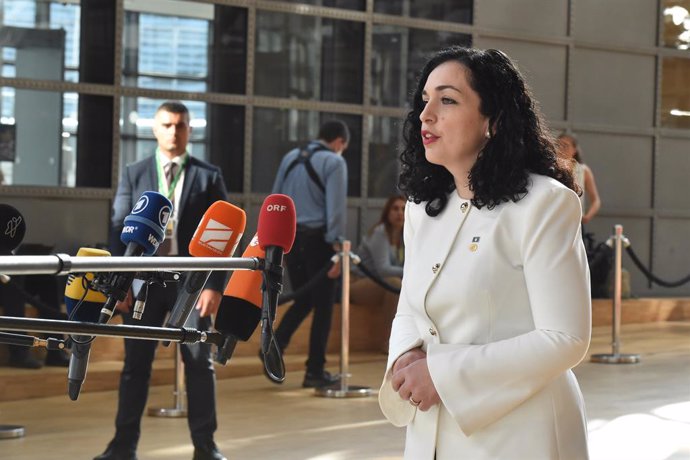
[109, 155, 230, 292]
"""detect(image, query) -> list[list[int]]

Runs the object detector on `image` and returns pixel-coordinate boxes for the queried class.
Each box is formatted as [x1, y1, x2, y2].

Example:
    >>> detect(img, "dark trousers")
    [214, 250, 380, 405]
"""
[275, 229, 336, 374]
[111, 281, 217, 450]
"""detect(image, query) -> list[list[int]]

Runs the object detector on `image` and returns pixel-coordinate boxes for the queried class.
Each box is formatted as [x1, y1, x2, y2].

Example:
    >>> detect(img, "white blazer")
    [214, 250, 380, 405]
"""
[379, 174, 591, 460]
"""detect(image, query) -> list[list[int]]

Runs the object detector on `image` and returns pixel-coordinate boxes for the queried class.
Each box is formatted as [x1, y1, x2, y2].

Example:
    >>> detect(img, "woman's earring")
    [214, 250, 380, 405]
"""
[485, 130, 491, 139]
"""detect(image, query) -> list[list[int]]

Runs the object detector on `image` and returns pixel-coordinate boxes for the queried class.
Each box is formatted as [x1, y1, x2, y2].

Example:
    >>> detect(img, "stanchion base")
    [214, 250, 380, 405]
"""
[147, 407, 187, 418]
[591, 353, 640, 364]
[0, 425, 25, 439]
[314, 384, 372, 398]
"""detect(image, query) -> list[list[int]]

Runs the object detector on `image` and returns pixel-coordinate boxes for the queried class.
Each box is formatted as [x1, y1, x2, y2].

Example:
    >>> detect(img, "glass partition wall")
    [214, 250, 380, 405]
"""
[0, 0, 473, 202]
[1, 0, 690, 282]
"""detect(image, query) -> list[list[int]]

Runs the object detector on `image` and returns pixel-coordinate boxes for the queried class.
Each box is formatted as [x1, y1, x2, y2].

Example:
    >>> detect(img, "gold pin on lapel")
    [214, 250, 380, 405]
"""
[432, 263, 440, 274]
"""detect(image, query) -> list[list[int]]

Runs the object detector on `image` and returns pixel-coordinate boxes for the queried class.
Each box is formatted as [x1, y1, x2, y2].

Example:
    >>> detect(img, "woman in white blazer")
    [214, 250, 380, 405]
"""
[378, 47, 592, 459]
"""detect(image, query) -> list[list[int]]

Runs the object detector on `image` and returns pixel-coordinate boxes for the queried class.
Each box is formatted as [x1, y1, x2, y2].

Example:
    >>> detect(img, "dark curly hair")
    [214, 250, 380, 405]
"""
[398, 46, 575, 216]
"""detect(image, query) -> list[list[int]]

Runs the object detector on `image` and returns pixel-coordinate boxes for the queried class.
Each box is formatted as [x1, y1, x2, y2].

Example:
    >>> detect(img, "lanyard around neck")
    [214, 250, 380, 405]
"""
[156, 150, 187, 200]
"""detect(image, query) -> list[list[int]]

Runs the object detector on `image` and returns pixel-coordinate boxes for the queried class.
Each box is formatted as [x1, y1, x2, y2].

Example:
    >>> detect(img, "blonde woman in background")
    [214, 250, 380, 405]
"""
[558, 133, 601, 225]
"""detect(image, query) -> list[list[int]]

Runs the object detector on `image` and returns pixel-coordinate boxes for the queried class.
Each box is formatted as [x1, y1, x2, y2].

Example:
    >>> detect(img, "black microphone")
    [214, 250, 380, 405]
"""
[0, 203, 26, 257]
[213, 234, 263, 365]
[256, 194, 296, 383]
[65, 247, 111, 401]
[96, 191, 173, 323]
[165, 201, 246, 329]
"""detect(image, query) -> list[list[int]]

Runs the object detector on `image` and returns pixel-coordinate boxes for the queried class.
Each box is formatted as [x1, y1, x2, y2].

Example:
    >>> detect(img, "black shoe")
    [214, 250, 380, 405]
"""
[8, 355, 43, 369]
[93, 446, 137, 460]
[45, 349, 70, 367]
[302, 370, 339, 388]
[193, 444, 227, 460]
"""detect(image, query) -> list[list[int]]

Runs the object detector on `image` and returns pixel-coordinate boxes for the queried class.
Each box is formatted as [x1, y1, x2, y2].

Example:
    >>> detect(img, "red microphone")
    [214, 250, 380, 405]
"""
[257, 194, 296, 382]
[257, 194, 296, 255]
[213, 195, 295, 372]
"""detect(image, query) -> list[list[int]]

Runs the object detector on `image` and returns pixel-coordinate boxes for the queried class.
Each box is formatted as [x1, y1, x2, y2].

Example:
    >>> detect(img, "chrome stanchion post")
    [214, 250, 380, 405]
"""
[591, 224, 640, 364]
[315, 240, 371, 398]
[0, 424, 25, 439]
[148, 343, 187, 417]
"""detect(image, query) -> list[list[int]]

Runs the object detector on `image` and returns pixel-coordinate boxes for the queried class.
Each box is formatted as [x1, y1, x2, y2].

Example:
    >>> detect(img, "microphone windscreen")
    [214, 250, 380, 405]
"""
[215, 234, 264, 341]
[65, 247, 110, 322]
[257, 194, 296, 254]
[120, 191, 173, 255]
[189, 201, 246, 257]
[0, 204, 26, 256]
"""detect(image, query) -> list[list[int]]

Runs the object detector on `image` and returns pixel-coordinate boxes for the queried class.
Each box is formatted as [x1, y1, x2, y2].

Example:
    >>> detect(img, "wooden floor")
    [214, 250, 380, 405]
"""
[0, 321, 689, 460]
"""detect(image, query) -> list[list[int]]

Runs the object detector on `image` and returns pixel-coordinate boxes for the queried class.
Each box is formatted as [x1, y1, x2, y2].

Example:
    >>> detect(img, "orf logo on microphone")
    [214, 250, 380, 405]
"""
[132, 195, 149, 214]
[266, 204, 287, 212]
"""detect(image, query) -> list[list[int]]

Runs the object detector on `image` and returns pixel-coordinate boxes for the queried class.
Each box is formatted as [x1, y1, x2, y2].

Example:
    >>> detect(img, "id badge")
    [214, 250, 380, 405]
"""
[165, 218, 176, 239]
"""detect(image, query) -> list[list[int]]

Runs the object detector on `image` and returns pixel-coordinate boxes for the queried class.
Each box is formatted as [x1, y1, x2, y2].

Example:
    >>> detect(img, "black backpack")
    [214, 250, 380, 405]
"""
[583, 233, 613, 298]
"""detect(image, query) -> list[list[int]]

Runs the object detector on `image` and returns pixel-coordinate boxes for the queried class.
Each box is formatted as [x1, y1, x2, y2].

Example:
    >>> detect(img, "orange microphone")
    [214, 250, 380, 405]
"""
[214, 233, 264, 342]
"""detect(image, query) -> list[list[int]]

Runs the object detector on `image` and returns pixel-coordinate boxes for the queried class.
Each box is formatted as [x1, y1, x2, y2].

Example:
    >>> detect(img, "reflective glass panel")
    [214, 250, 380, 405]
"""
[1, 0, 80, 82]
[661, 57, 690, 130]
[374, 0, 472, 23]
[662, 0, 690, 49]
[0, 87, 77, 186]
[252, 107, 361, 196]
[371, 25, 471, 107]
[255, 12, 364, 103]
[368, 116, 402, 198]
[122, 3, 246, 94]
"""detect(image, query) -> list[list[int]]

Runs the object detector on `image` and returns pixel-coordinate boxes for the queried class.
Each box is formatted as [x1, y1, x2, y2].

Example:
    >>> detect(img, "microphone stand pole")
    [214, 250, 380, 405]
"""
[0, 317, 225, 347]
[315, 240, 371, 398]
[0, 424, 24, 440]
[148, 343, 187, 418]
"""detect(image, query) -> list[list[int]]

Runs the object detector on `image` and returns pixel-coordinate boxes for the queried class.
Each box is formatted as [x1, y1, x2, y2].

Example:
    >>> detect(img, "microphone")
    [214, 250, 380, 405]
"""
[65, 247, 111, 322]
[257, 194, 296, 382]
[0, 203, 26, 256]
[213, 233, 264, 364]
[165, 201, 246, 329]
[97, 191, 173, 323]
[65, 247, 111, 401]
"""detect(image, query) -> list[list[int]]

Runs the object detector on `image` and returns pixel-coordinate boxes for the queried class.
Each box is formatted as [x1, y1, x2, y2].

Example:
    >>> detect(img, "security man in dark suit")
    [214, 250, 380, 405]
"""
[95, 101, 228, 460]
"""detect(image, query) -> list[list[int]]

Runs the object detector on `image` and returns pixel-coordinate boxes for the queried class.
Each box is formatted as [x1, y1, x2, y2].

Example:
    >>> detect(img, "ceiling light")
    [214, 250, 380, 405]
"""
[664, 6, 689, 26]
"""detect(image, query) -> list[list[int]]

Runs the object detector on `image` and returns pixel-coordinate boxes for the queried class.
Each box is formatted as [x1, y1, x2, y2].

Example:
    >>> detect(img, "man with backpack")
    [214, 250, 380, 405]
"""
[270, 119, 350, 388]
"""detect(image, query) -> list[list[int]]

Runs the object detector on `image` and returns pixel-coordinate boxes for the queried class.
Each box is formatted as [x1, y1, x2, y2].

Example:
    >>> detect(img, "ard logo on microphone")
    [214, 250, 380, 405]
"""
[266, 204, 287, 212]
[159, 206, 171, 227]
[200, 219, 234, 254]
[132, 195, 149, 214]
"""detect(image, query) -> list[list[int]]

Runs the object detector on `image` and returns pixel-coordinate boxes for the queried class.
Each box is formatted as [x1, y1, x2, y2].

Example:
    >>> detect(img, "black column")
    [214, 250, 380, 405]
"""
[208, 6, 247, 193]
[76, 0, 115, 188]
